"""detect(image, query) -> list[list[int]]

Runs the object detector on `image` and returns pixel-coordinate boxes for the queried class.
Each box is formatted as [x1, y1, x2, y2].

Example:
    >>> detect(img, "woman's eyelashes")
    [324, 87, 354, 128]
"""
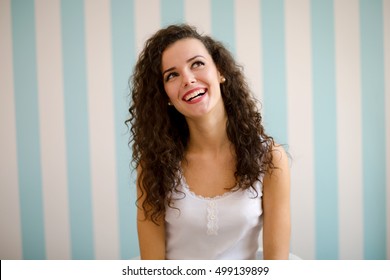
[164, 61, 205, 82]
[165, 72, 178, 82]
[192, 60, 205, 68]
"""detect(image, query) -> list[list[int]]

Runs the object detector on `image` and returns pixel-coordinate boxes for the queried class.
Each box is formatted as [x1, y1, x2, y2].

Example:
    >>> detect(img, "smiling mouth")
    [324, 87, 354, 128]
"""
[183, 89, 207, 102]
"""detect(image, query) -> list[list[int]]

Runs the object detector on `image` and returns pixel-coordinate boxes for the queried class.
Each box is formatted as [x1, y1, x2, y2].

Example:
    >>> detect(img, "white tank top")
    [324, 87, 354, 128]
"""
[165, 175, 263, 259]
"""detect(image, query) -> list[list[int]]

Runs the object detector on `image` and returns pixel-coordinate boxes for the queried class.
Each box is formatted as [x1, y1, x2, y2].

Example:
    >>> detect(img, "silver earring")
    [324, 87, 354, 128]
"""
[221, 77, 226, 83]
[168, 102, 172, 106]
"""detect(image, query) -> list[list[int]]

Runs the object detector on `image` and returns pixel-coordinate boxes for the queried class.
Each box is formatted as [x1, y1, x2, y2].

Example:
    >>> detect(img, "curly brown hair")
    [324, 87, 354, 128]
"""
[127, 24, 275, 223]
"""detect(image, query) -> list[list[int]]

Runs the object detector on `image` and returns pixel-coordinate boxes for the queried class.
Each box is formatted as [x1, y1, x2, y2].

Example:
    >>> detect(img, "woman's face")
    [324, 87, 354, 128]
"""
[161, 38, 224, 120]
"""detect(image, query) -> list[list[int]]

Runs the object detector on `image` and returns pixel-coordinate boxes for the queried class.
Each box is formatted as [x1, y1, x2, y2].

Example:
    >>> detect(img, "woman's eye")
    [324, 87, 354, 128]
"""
[165, 72, 177, 81]
[192, 61, 205, 68]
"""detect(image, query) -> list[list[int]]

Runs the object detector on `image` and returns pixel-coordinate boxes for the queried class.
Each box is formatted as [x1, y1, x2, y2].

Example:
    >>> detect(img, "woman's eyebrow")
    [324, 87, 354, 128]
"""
[162, 55, 206, 76]
[186, 54, 205, 62]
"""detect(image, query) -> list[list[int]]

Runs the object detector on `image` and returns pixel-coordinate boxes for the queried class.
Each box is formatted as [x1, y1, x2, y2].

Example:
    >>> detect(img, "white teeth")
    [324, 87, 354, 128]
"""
[184, 89, 206, 101]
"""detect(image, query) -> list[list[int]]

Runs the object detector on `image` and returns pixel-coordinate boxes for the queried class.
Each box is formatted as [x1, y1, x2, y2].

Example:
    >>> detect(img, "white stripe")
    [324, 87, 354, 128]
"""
[184, 0, 211, 35]
[35, 0, 71, 260]
[234, 0, 263, 104]
[383, 0, 390, 260]
[84, 0, 119, 259]
[135, 0, 161, 55]
[334, 0, 364, 260]
[285, 0, 315, 260]
[0, 0, 22, 260]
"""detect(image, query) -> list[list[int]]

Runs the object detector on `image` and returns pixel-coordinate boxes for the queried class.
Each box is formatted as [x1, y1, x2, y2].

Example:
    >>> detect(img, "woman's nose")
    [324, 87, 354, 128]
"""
[182, 70, 196, 87]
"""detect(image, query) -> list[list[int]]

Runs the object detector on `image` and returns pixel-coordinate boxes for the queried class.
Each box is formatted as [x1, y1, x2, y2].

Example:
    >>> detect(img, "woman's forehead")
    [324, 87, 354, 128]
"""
[161, 38, 211, 69]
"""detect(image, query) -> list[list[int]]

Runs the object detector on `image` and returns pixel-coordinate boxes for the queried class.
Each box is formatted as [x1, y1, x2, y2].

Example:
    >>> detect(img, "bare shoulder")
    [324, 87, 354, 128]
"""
[264, 144, 290, 183]
[271, 144, 289, 168]
[262, 143, 290, 208]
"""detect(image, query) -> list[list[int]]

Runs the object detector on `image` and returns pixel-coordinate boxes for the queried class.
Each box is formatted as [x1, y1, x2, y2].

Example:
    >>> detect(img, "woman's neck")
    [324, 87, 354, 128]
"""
[185, 107, 231, 156]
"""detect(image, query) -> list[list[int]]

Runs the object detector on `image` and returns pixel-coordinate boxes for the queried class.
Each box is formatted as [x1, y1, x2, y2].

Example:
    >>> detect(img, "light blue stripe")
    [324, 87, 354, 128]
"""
[161, 0, 184, 27]
[311, 0, 339, 260]
[359, 0, 387, 260]
[11, 0, 46, 260]
[211, 0, 236, 55]
[261, 0, 287, 145]
[61, 0, 94, 260]
[111, 0, 139, 260]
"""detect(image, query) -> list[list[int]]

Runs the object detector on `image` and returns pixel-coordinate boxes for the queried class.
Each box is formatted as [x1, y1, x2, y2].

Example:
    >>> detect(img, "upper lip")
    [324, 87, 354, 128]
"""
[182, 87, 207, 101]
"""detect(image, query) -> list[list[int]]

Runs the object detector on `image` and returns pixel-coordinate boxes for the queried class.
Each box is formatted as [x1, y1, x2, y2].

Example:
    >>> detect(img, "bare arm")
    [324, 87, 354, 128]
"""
[262, 144, 291, 259]
[136, 166, 166, 260]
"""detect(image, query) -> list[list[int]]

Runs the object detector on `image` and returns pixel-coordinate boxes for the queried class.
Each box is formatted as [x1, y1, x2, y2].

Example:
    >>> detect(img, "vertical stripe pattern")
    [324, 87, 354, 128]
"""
[134, 0, 160, 54]
[285, 0, 315, 260]
[11, 0, 46, 259]
[334, 0, 364, 260]
[0, 0, 388, 260]
[384, 0, 390, 260]
[261, 0, 288, 145]
[0, 0, 22, 260]
[234, 0, 263, 103]
[61, 0, 94, 259]
[360, 0, 387, 260]
[84, 0, 119, 260]
[111, 0, 138, 260]
[35, 0, 71, 259]
[311, 0, 339, 259]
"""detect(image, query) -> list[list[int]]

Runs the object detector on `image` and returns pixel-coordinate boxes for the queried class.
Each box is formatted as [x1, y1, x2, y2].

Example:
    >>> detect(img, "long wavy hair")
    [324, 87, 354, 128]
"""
[127, 24, 275, 223]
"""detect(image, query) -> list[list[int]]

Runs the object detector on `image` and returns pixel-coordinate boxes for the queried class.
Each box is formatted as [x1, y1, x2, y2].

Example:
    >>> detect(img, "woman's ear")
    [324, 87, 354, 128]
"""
[218, 71, 226, 83]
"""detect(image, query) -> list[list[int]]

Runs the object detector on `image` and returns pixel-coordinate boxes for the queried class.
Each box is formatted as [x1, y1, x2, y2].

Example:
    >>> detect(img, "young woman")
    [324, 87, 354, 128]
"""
[127, 24, 290, 259]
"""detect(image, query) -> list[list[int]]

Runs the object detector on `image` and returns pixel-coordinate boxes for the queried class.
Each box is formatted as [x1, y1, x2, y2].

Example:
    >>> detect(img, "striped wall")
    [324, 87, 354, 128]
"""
[0, 0, 388, 260]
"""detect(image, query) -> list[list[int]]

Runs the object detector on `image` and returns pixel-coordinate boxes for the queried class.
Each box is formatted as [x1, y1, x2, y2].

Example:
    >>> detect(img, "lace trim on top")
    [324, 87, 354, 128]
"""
[179, 174, 239, 236]
[206, 201, 218, 235]
[180, 173, 237, 200]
